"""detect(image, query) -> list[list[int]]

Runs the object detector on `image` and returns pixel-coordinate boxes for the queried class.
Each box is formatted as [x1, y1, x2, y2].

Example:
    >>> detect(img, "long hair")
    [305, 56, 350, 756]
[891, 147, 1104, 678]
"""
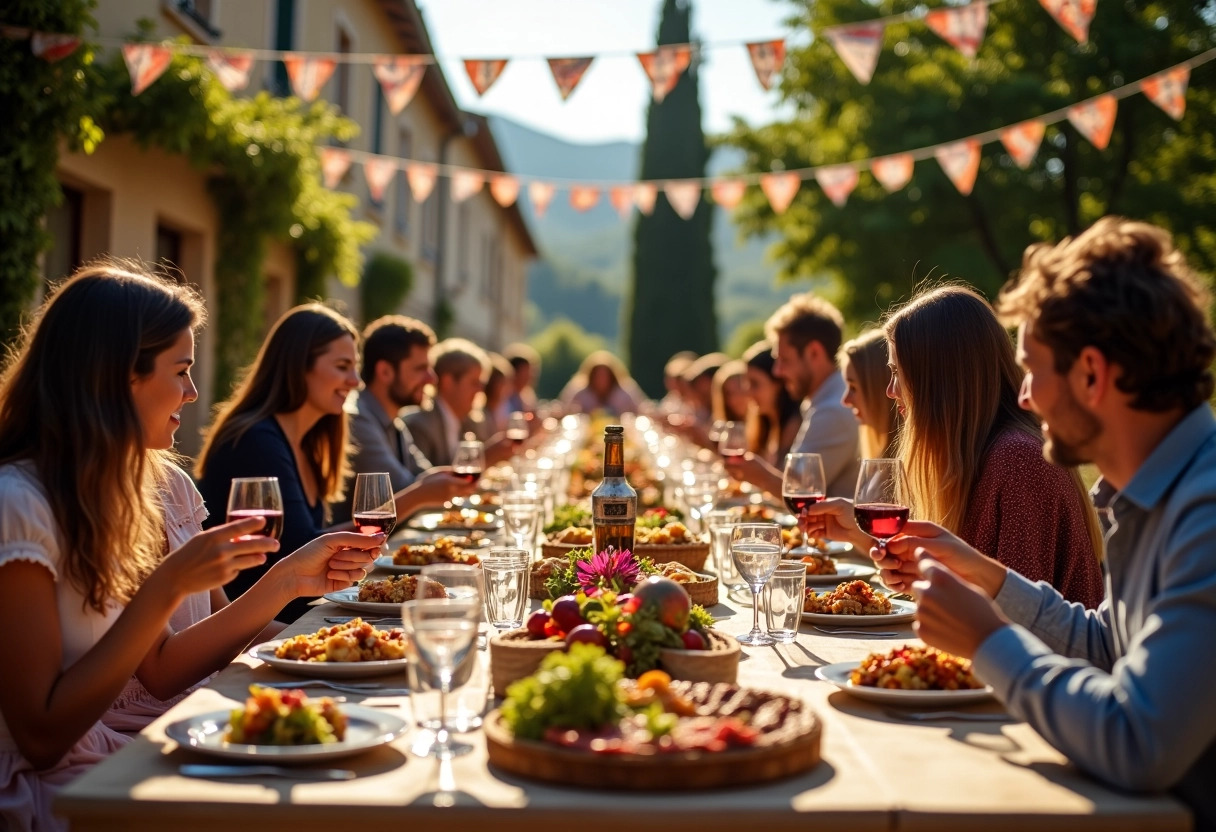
[742, 340, 801, 460]
[197, 304, 357, 507]
[710, 360, 747, 422]
[0, 261, 205, 611]
[839, 329, 901, 458]
[884, 286, 1102, 560]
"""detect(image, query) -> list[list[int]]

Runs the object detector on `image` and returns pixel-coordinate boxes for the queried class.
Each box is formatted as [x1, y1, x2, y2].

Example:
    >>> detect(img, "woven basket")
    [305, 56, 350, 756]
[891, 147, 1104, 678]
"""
[540, 540, 586, 561]
[670, 571, 718, 607]
[657, 630, 741, 684]
[489, 630, 564, 696]
[637, 542, 710, 572]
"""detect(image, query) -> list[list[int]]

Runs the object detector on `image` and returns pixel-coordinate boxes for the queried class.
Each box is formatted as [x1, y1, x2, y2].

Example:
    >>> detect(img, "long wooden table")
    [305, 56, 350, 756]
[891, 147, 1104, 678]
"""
[55, 561, 1191, 832]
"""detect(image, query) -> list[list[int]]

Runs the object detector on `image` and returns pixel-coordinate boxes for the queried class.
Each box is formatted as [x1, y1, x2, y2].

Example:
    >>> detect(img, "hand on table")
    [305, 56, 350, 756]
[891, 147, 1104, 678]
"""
[912, 555, 1009, 659]
[876, 521, 1007, 598]
[273, 531, 386, 596]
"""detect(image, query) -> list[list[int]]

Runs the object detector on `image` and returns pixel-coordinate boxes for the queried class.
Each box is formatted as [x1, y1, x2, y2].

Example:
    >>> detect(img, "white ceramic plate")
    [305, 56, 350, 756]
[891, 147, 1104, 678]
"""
[372, 556, 422, 574]
[249, 639, 408, 679]
[166, 705, 407, 762]
[801, 597, 918, 625]
[406, 511, 502, 533]
[794, 561, 879, 586]
[815, 661, 995, 705]
[321, 587, 405, 615]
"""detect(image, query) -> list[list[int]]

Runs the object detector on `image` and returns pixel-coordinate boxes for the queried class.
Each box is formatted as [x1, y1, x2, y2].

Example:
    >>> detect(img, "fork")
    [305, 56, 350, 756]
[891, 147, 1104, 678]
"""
[323, 616, 402, 624]
[882, 708, 1011, 722]
[258, 680, 409, 695]
[812, 625, 900, 636]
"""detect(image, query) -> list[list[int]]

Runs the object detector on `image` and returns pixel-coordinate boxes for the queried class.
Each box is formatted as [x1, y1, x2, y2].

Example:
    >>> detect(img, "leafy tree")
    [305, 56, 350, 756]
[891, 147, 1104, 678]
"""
[624, 0, 719, 398]
[723, 0, 1216, 325]
[360, 251, 414, 324]
[530, 317, 607, 400]
[724, 317, 769, 358]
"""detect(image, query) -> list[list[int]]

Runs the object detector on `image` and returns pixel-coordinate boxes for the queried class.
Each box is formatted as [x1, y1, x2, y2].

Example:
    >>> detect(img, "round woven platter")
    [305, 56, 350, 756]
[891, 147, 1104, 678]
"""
[540, 540, 711, 572]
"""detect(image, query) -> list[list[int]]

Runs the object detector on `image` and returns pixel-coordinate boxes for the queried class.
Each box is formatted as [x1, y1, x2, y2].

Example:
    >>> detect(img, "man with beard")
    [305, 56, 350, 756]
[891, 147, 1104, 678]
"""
[878, 217, 1216, 830]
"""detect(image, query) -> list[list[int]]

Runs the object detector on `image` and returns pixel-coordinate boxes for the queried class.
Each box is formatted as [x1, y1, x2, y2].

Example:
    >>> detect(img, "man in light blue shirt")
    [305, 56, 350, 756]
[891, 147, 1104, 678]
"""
[878, 217, 1216, 830]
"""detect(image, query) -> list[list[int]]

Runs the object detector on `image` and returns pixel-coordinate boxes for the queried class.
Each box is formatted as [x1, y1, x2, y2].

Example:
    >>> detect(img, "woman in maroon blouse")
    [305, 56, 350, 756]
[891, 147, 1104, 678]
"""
[805, 286, 1105, 608]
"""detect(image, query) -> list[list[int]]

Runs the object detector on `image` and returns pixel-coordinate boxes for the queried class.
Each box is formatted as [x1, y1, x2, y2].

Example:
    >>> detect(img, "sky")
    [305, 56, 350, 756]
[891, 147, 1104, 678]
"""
[415, 0, 798, 145]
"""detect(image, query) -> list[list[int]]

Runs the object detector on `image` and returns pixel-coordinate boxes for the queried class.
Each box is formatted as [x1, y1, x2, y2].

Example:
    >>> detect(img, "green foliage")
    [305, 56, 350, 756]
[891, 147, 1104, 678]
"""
[501, 644, 627, 741]
[0, 0, 103, 345]
[434, 297, 456, 341]
[722, 0, 1216, 325]
[359, 250, 414, 323]
[724, 316, 768, 358]
[530, 317, 608, 399]
[625, 0, 719, 398]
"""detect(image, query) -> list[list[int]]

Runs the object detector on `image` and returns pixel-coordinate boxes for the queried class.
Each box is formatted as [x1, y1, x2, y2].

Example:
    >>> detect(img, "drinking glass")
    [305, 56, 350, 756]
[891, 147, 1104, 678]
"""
[718, 421, 747, 461]
[853, 458, 910, 550]
[730, 523, 783, 646]
[782, 453, 826, 554]
[481, 548, 530, 629]
[764, 561, 807, 642]
[226, 477, 284, 542]
[419, 563, 484, 605]
[451, 438, 485, 509]
[506, 411, 529, 445]
[351, 472, 396, 539]
[500, 491, 541, 553]
[400, 598, 482, 759]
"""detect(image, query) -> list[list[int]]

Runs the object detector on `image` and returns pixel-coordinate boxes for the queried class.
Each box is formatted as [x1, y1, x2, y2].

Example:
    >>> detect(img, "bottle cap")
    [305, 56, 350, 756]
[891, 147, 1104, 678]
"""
[605, 425, 624, 435]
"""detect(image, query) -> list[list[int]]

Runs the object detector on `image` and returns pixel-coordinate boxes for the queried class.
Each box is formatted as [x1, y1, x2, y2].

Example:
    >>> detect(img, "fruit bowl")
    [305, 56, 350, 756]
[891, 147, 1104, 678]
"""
[488, 630, 563, 696]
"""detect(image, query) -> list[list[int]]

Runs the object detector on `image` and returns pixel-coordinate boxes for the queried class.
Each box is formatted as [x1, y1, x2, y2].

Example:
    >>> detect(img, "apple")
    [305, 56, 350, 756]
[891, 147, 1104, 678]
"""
[565, 624, 608, 648]
[632, 575, 691, 631]
[550, 596, 584, 633]
[525, 610, 550, 639]
[681, 629, 706, 650]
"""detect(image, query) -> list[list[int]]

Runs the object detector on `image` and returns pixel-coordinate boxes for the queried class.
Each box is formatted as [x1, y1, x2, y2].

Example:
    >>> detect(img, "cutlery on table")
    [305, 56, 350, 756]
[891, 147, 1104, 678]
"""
[180, 764, 355, 781]
[258, 680, 409, 695]
[812, 625, 900, 636]
[882, 708, 1012, 722]
[323, 616, 402, 624]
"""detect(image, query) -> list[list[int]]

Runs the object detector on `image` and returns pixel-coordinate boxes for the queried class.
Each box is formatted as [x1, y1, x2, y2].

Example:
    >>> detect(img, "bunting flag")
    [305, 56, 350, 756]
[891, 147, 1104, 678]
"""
[121, 44, 173, 96]
[664, 181, 701, 219]
[633, 183, 658, 215]
[745, 39, 786, 91]
[206, 50, 254, 92]
[1141, 67, 1189, 120]
[283, 56, 336, 102]
[1000, 120, 1046, 168]
[760, 172, 800, 214]
[528, 181, 556, 217]
[547, 56, 594, 101]
[373, 56, 426, 114]
[1039, 0, 1097, 44]
[320, 147, 352, 189]
[570, 186, 601, 212]
[924, 2, 989, 59]
[489, 174, 520, 207]
[710, 179, 747, 211]
[450, 170, 484, 203]
[406, 163, 437, 202]
[609, 186, 634, 218]
[363, 158, 397, 202]
[935, 139, 982, 195]
[464, 59, 508, 96]
[814, 165, 860, 207]
[637, 45, 692, 102]
[870, 154, 915, 192]
[31, 32, 81, 62]
[823, 22, 885, 84]
[1067, 95, 1117, 149]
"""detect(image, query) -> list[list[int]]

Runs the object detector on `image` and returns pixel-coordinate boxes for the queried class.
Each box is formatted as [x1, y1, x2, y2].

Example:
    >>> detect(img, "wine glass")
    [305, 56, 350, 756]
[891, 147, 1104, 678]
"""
[400, 597, 482, 759]
[506, 411, 529, 446]
[853, 458, 910, 550]
[782, 453, 826, 555]
[352, 472, 396, 540]
[730, 523, 783, 646]
[718, 421, 747, 461]
[500, 490, 541, 553]
[226, 477, 284, 542]
[451, 437, 485, 510]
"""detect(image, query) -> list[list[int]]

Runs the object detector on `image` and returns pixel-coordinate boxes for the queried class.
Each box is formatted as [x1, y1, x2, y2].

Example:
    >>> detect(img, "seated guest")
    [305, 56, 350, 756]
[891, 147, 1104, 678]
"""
[0, 264, 380, 830]
[805, 286, 1104, 607]
[483, 352, 515, 436]
[560, 350, 643, 417]
[503, 342, 541, 415]
[839, 329, 902, 459]
[197, 305, 470, 622]
[877, 218, 1216, 827]
[742, 340, 802, 467]
[659, 350, 697, 413]
[683, 352, 730, 426]
[712, 360, 749, 424]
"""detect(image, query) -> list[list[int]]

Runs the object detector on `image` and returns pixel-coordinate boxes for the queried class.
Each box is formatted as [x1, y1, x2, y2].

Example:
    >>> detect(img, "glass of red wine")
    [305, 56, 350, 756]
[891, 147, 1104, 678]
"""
[226, 477, 284, 543]
[451, 437, 485, 510]
[506, 411, 529, 447]
[718, 420, 747, 461]
[782, 452, 826, 554]
[352, 472, 396, 543]
[853, 458, 910, 551]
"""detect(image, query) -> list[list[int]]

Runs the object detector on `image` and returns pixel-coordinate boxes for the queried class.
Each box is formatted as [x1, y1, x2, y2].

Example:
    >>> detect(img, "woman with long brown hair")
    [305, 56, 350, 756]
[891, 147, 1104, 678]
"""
[806, 286, 1104, 607]
[742, 340, 802, 466]
[839, 329, 902, 459]
[559, 350, 643, 416]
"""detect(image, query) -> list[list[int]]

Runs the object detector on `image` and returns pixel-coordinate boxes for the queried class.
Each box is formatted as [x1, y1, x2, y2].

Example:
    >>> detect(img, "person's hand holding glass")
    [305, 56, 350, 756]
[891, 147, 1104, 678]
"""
[731, 522, 783, 646]
[782, 453, 826, 554]
[853, 458, 910, 552]
[718, 421, 747, 462]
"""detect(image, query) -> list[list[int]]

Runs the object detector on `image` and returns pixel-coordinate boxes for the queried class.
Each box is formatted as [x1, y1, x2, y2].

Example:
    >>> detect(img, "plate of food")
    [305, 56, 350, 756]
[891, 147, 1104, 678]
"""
[787, 555, 878, 586]
[249, 619, 410, 678]
[407, 509, 501, 533]
[322, 576, 447, 615]
[801, 581, 916, 625]
[815, 646, 994, 705]
[166, 685, 408, 762]
[376, 536, 484, 573]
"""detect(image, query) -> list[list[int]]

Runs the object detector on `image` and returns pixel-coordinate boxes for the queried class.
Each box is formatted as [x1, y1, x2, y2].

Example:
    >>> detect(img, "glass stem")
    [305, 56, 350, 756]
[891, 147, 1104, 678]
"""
[751, 588, 762, 635]
[436, 673, 451, 757]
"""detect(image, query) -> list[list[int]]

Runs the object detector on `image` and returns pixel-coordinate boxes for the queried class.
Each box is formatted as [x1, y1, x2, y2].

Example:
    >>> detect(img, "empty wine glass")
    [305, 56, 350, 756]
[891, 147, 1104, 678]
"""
[853, 458, 910, 550]
[718, 421, 747, 461]
[500, 491, 540, 553]
[226, 477, 284, 542]
[730, 523, 783, 646]
[400, 597, 482, 759]
[352, 472, 395, 539]
[451, 437, 485, 510]
[782, 453, 826, 554]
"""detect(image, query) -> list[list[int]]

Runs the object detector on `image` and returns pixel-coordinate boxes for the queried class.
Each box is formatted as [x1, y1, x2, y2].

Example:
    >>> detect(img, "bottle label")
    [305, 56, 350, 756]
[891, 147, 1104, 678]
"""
[593, 498, 636, 523]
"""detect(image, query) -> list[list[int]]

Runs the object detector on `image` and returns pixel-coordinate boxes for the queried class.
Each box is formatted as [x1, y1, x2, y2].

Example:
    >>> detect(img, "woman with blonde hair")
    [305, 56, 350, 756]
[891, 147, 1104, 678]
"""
[711, 360, 749, 423]
[806, 285, 1104, 607]
[839, 329, 902, 459]
[560, 350, 643, 416]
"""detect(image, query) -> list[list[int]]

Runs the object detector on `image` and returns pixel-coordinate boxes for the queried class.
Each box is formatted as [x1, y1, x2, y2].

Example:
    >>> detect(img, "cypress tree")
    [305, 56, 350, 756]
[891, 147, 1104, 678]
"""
[625, 0, 718, 398]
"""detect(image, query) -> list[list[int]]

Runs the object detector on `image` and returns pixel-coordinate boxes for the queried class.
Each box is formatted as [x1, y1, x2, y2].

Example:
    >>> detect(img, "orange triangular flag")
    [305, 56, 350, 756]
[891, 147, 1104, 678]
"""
[745, 39, 785, 91]
[1001, 120, 1046, 168]
[1068, 95, 1117, 150]
[283, 56, 336, 102]
[664, 181, 701, 219]
[710, 180, 746, 211]
[924, 2, 988, 59]
[935, 140, 982, 195]
[637, 45, 692, 103]
[1038, 0, 1097, 43]
[363, 159, 397, 202]
[450, 170, 484, 203]
[760, 172, 800, 214]
[547, 56, 594, 101]
[207, 50, 254, 92]
[570, 186, 601, 212]
[823, 23, 884, 84]
[870, 155, 914, 192]
[320, 147, 352, 189]
[609, 186, 634, 218]
[489, 175, 520, 207]
[464, 59, 508, 96]
[528, 182, 556, 218]
[1141, 67, 1189, 121]
[31, 32, 81, 62]
[406, 163, 437, 203]
[814, 165, 860, 207]
[373, 56, 427, 114]
[633, 183, 658, 215]
[122, 44, 173, 96]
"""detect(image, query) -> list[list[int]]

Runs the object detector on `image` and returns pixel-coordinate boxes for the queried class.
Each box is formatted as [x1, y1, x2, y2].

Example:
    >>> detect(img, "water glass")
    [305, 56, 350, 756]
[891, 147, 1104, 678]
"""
[764, 561, 807, 642]
[500, 491, 541, 553]
[731, 523, 783, 646]
[400, 597, 482, 759]
[481, 548, 530, 629]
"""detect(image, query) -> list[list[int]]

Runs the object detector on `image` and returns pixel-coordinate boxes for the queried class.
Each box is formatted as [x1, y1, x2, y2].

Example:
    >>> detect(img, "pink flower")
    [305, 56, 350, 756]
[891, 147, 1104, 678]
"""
[576, 549, 641, 594]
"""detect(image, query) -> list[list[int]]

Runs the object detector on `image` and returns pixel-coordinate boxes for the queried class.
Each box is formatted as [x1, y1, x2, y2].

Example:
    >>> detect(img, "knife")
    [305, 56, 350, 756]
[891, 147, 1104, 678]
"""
[179, 764, 356, 781]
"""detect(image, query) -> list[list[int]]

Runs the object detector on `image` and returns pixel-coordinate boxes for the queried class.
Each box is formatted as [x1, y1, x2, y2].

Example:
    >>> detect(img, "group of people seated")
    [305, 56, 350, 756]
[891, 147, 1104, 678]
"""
[0, 215, 1213, 831]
